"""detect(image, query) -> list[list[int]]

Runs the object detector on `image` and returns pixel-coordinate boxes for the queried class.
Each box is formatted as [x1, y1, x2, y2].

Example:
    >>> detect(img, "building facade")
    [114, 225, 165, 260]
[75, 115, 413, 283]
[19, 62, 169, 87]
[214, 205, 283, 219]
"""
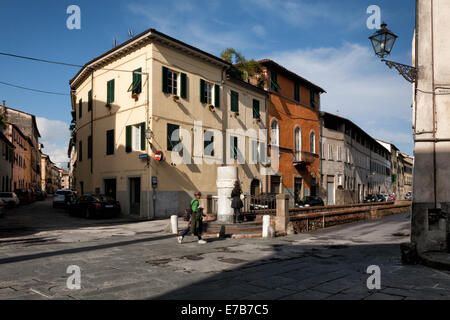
[251, 59, 324, 207]
[320, 112, 391, 204]
[0, 131, 14, 192]
[4, 123, 28, 191]
[70, 28, 268, 219]
[0, 105, 41, 191]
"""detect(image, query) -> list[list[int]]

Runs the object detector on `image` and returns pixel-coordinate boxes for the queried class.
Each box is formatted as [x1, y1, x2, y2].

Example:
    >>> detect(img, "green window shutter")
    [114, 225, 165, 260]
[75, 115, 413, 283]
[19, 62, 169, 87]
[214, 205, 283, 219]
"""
[253, 99, 260, 119]
[107, 80, 115, 104]
[214, 84, 220, 108]
[310, 89, 315, 107]
[88, 135, 92, 159]
[231, 91, 239, 113]
[167, 124, 180, 151]
[88, 90, 92, 111]
[79, 99, 82, 118]
[106, 129, 114, 155]
[200, 79, 206, 103]
[132, 68, 142, 94]
[180, 73, 187, 98]
[162, 66, 168, 93]
[125, 125, 132, 153]
[140, 122, 146, 151]
[294, 83, 300, 102]
[270, 71, 280, 92]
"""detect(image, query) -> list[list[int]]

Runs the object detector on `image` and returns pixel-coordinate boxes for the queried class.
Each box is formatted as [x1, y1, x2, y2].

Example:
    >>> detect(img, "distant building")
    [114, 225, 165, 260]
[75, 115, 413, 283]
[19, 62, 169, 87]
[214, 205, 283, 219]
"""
[320, 112, 391, 204]
[0, 103, 41, 190]
[250, 59, 325, 207]
[0, 131, 14, 192]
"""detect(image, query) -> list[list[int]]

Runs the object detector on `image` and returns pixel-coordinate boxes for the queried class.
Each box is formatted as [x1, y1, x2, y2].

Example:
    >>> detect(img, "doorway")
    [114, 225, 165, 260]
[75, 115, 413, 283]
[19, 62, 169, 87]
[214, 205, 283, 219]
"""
[129, 177, 141, 215]
[294, 178, 303, 203]
[327, 176, 335, 205]
[250, 179, 260, 197]
[104, 178, 117, 199]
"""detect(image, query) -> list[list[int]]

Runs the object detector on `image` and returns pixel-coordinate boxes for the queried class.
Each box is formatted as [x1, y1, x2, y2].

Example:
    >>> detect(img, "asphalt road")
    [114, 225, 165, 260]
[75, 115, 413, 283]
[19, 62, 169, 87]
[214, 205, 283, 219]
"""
[0, 198, 449, 300]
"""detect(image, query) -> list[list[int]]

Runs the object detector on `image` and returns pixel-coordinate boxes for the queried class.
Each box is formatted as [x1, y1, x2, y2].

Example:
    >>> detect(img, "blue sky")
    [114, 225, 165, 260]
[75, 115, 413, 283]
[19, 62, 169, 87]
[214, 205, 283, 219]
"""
[0, 0, 415, 166]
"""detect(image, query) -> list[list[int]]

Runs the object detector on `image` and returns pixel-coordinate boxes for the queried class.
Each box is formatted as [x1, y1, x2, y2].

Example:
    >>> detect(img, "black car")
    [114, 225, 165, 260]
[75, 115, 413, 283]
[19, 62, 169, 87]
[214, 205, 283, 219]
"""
[250, 193, 277, 210]
[364, 194, 384, 203]
[69, 194, 121, 218]
[296, 196, 325, 207]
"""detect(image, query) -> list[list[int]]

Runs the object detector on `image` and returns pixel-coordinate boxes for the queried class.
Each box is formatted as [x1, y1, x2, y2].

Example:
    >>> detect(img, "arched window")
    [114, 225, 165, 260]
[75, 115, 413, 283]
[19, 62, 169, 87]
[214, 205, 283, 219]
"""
[310, 131, 316, 154]
[270, 119, 279, 146]
[294, 127, 302, 161]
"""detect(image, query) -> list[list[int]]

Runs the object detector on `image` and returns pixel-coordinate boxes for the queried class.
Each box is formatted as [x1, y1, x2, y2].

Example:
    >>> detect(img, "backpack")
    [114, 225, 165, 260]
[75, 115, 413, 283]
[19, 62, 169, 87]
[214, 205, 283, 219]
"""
[184, 207, 193, 221]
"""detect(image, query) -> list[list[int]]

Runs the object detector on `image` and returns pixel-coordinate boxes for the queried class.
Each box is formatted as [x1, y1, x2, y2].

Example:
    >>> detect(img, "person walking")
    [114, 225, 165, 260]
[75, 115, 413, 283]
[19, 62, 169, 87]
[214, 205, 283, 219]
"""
[178, 191, 207, 244]
[231, 181, 244, 223]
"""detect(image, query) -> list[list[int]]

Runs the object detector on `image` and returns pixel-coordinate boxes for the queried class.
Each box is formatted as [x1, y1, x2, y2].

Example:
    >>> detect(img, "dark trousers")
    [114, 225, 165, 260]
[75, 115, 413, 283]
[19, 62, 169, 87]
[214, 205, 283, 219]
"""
[234, 208, 243, 222]
[181, 225, 201, 240]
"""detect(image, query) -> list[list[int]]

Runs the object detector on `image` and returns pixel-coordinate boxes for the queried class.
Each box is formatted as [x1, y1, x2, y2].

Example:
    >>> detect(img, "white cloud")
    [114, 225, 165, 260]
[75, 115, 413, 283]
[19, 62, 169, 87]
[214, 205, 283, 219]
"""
[268, 43, 414, 153]
[36, 117, 70, 169]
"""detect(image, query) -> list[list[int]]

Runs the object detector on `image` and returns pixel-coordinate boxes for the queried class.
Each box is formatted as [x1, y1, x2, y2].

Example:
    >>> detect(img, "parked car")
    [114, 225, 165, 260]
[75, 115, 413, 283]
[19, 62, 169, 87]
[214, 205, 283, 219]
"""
[0, 199, 4, 218]
[296, 196, 325, 207]
[69, 194, 121, 218]
[405, 192, 412, 200]
[388, 193, 396, 201]
[34, 190, 45, 201]
[250, 193, 277, 210]
[0, 192, 20, 207]
[364, 194, 378, 203]
[53, 190, 74, 208]
[14, 189, 33, 204]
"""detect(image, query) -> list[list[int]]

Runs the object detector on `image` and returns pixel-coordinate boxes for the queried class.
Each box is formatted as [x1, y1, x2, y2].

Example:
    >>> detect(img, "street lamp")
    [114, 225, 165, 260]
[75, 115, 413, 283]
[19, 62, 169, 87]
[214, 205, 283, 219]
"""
[369, 22, 417, 83]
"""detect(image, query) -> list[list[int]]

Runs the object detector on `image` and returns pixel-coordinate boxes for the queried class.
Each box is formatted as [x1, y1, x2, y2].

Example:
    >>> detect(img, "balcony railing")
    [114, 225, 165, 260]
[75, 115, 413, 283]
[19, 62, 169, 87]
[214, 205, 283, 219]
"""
[293, 150, 318, 165]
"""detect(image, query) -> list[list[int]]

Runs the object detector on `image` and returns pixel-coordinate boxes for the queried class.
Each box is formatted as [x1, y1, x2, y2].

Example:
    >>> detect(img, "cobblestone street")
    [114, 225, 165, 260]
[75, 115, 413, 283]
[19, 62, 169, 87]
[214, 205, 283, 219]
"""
[0, 199, 449, 300]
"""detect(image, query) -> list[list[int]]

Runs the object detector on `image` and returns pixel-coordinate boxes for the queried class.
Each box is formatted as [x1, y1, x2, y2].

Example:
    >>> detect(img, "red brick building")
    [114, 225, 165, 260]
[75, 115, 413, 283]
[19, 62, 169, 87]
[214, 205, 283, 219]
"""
[254, 60, 325, 206]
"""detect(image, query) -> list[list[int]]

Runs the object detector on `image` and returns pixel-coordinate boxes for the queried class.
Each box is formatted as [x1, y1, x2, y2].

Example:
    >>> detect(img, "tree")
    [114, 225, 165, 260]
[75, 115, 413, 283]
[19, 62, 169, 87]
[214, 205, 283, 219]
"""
[220, 48, 265, 87]
[0, 113, 7, 131]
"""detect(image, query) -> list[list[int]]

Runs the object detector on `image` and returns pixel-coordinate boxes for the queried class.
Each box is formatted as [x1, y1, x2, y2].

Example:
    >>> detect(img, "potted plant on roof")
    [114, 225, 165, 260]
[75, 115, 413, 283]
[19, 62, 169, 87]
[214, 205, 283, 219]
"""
[173, 95, 180, 102]
[208, 104, 215, 112]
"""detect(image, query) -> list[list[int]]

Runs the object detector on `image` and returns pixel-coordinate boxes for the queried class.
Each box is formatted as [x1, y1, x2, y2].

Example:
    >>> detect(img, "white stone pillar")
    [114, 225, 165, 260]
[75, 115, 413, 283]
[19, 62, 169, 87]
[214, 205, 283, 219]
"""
[170, 215, 178, 235]
[262, 215, 271, 238]
[217, 166, 238, 223]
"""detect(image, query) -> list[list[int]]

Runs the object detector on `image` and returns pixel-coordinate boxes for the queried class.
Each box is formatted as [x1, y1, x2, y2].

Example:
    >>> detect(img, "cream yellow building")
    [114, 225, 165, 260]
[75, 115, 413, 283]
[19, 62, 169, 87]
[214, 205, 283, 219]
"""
[69, 29, 268, 219]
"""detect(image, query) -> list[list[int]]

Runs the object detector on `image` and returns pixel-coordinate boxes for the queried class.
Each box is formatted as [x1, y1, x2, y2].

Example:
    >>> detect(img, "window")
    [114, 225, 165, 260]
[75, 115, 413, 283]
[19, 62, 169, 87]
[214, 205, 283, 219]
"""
[230, 136, 239, 160]
[201, 80, 213, 104]
[253, 99, 260, 119]
[270, 71, 280, 92]
[310, 131, 316, 154]
[294, 127, 302, 161]
[167, 69, 178, 95]
[131, 68, 142, 95]
[251, 140, 258, 163]
[294, 83, 300, 102]
[79, 99, 82, 118]
[106, 130, 114, 155]
[88, 136, 92, 159]
[271, 119, 279, 146]
[328, 144, 333, 160]
[204, 130, 214, 157]
[337, 146, 342, 161]
[310, 89, 315, 108]
[231, 90, 239, 113]
[125, 123, 146, 153]
[79, 140, 82, 162]
[88, 90, 92, 111]
[167, 123, 180, 151]
[162, 66, 187, 98]
[107, 80, 115, 105]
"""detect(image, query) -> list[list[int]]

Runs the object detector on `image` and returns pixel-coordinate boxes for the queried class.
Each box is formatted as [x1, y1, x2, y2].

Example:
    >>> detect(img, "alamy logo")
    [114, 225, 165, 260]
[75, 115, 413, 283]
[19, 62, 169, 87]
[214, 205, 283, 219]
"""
[66, 265, 81, 290]
[366, 265, 381, 290]
[366, 5, 381, 30]
[66, 5, 81, 30]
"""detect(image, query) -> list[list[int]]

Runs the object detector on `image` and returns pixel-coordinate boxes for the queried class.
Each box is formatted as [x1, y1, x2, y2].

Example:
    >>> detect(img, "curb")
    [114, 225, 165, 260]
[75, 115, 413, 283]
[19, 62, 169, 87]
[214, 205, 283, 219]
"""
[419, 252, 450, 271]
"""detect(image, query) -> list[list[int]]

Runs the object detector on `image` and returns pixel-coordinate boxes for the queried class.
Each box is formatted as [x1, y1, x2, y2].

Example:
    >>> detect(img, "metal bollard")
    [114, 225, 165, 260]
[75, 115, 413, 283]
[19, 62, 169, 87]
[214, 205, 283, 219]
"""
[170, 215, 178, 235]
